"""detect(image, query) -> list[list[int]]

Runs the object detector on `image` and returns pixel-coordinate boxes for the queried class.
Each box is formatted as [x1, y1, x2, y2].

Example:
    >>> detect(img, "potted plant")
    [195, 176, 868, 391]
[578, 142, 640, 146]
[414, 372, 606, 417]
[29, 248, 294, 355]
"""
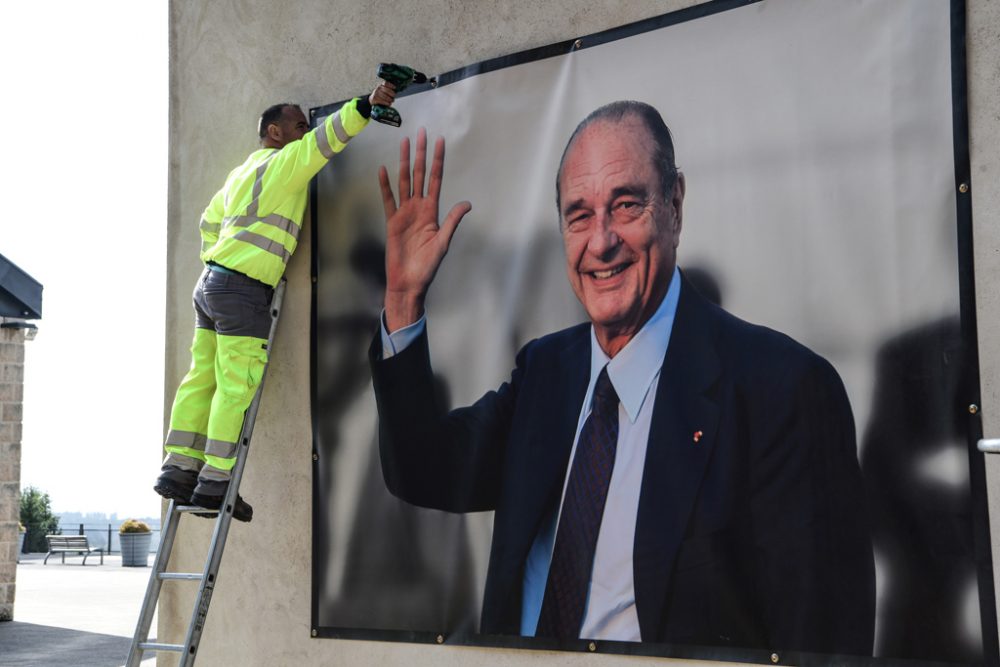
[119, 519, 152, 567]
[17, 523, 26, 563]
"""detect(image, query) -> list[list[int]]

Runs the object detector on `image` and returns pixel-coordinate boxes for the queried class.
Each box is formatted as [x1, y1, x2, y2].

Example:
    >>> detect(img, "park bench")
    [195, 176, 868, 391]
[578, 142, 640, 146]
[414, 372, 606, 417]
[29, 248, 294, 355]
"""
[43, 534, 105, 565]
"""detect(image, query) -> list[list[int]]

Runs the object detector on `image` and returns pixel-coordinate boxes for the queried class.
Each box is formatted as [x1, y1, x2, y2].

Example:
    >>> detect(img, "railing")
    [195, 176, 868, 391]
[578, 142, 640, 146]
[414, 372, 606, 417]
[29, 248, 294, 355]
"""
[20, 522, 162, 554]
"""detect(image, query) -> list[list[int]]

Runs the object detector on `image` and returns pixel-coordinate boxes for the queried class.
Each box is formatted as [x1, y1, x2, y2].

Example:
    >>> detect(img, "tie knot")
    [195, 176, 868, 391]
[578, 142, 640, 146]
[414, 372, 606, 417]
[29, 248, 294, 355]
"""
[592, 367, 619, 414]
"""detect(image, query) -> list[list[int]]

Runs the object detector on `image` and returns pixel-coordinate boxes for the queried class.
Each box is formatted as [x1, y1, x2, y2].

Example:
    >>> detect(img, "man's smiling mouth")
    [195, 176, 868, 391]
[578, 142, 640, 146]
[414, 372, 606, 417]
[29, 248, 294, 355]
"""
[588, 264, 630, 280]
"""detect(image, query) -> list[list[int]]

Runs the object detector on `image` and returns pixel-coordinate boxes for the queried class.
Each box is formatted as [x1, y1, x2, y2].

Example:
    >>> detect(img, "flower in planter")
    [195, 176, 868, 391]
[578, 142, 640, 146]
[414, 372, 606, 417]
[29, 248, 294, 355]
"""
[119, 519, 151, 534]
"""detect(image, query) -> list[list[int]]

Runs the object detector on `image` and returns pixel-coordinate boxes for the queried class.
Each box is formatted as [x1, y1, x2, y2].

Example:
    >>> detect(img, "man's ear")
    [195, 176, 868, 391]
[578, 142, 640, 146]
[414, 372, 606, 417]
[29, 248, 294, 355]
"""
[266, 123, 282, 143]
[672, 172, 686, 232]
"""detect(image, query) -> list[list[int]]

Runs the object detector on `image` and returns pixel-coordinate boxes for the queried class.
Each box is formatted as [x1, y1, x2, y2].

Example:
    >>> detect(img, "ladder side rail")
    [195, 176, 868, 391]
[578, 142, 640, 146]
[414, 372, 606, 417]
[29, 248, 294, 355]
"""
[178, 278, 287, 666]
[126, 499, 185, 666]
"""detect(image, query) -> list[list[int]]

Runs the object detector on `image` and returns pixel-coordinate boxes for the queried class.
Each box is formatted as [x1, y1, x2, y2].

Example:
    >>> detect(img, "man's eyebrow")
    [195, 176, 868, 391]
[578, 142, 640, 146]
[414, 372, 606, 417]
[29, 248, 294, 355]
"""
[561, 198, 589, 218]
[609, 185, 649, 201]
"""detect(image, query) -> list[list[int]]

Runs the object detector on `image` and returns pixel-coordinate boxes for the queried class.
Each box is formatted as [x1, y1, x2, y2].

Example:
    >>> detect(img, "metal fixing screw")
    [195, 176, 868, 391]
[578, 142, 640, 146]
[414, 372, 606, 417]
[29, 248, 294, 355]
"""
[970, 404, 979, 415]
[313, 453, 319, 461]
[588, 642, 597, 652]
[573, 39, 583, 50]
[436, 634, 445, 644]
[959, 183, 969, 193]
[771, 653, 780, 664]
[311, 629, 317, 637]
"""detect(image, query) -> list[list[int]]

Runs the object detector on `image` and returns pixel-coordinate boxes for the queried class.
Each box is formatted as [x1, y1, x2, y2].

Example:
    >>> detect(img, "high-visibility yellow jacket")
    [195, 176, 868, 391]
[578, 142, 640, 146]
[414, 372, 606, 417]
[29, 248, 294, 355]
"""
[199, 98, 369, 287]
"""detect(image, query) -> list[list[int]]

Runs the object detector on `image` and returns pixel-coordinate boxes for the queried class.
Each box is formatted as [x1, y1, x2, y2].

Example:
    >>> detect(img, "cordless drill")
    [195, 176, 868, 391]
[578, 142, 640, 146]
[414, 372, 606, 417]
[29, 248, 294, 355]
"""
[371, 63, 428, 127]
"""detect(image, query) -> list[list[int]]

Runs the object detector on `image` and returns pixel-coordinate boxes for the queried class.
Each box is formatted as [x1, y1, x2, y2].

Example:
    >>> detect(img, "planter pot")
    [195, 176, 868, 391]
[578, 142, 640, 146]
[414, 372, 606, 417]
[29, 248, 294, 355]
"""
[120, 532, 152, 567]
[17, 532, 25, 563]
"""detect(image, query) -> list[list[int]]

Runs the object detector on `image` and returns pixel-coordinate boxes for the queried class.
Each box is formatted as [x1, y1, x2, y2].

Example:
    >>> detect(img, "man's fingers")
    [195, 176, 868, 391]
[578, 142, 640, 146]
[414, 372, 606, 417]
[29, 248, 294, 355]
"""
[398, 136, 411, 201]
[372, 85, 395, 107]
[413, 128, 428, 198]
[378, 166, 397, 219]
[438, 201, 472, 252]
[428, 137, 446, 202]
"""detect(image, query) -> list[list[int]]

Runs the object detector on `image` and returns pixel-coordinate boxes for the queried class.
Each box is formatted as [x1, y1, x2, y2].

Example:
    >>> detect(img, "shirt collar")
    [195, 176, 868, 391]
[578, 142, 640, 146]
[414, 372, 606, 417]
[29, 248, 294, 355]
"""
[588, 266, 682, 424]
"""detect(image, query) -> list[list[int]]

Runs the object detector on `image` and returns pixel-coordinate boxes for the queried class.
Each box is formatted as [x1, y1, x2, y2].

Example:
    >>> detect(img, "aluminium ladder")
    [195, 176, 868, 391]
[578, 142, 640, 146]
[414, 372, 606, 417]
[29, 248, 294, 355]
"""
[126, 278, 287, 667]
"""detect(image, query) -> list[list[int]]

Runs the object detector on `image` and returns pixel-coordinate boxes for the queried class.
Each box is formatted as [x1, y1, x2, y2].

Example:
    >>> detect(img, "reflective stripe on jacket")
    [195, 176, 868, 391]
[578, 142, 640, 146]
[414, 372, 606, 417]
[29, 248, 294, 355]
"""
[200, 98, 368, 286]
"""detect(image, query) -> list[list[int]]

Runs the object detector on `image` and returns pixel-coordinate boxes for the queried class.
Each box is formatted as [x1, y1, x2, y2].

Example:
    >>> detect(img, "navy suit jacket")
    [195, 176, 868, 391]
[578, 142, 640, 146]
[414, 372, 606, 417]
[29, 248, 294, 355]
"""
[370, 274, 875, 654]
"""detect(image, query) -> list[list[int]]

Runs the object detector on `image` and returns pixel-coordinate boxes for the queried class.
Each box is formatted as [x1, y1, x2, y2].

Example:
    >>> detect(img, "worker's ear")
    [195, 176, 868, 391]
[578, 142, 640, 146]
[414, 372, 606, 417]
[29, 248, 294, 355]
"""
[266, 123, 282, 143]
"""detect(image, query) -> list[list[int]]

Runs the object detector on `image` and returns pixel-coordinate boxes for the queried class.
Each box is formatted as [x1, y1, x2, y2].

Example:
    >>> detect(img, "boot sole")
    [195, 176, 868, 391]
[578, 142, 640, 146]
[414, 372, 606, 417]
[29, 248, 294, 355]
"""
[190, 492, 253, 523]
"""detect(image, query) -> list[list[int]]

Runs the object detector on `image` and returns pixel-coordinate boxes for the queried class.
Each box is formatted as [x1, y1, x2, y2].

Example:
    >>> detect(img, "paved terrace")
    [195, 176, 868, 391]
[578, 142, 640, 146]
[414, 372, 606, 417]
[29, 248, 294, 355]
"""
[0, 553, 156, 666]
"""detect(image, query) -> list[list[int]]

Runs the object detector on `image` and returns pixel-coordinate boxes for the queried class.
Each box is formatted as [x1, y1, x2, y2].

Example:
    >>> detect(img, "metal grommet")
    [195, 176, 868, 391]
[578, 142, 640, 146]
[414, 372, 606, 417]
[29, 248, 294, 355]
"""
[960, 183, 969, 193]
[573, 39, 583, 50]
[588, 641, 597, 652]
[436, 634, 445, 644]
[970, 404, 979, 415]
[313, 453, 319, 461]
[771, 653, 779, 664]
[311, 629, 317, 637]
[430, 77, 439, 88]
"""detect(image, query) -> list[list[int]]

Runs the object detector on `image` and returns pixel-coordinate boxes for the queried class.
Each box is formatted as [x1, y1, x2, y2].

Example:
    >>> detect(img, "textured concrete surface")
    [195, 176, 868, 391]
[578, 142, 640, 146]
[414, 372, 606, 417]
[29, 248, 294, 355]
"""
[165, 1, 1000, 665]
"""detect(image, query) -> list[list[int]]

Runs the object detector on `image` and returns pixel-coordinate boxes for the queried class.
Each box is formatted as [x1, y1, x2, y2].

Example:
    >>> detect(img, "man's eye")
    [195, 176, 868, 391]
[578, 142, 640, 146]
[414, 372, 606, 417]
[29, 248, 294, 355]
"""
[565, 215, 589, 232]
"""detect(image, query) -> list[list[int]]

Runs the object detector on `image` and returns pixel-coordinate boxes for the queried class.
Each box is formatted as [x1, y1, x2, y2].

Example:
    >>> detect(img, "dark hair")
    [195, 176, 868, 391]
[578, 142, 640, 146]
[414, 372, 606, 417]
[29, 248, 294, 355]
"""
[258, 103, 299, 140]
[555, 100, 678, 214]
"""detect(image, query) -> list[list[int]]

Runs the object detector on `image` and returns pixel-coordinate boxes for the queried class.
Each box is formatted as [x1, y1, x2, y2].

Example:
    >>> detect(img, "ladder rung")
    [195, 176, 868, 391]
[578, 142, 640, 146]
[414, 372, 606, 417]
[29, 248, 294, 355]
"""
[158, 572, 203, 581]
[175, 504, 219, 514]
[139, 642, 184, 652]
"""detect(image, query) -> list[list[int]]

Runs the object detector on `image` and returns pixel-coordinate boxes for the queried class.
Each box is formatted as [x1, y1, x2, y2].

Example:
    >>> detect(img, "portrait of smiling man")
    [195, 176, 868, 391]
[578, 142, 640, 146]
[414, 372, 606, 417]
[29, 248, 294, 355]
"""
[369, 100, 876, 654]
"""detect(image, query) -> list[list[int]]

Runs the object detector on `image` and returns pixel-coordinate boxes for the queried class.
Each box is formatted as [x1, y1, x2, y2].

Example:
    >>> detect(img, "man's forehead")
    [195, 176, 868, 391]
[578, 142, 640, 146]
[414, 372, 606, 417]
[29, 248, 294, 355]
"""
[559, 118, 656, 190]
[283, 106, 306, 122]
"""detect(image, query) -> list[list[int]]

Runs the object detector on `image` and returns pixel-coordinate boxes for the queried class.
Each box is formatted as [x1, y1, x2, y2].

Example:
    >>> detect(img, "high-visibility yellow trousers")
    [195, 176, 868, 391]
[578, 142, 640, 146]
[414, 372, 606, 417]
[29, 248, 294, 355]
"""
[163, 268, 271, 482]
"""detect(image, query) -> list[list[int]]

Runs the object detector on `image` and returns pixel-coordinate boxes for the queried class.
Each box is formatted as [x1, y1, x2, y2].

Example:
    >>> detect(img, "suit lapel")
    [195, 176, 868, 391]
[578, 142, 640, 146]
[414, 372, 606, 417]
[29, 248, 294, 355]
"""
[515, 328, 591, 557]
[633, 277, 722, 641]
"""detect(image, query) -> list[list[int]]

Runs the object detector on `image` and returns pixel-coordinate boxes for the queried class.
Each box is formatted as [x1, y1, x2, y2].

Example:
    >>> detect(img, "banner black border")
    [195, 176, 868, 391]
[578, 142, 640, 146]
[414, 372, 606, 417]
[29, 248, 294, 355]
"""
[950, 0, 999, 665]
[309, 0, 996, 664]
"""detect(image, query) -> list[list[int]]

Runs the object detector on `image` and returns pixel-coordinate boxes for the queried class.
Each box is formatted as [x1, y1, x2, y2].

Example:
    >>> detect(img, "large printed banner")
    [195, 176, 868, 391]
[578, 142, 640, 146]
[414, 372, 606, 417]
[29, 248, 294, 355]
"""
[310, 0, 993, 663]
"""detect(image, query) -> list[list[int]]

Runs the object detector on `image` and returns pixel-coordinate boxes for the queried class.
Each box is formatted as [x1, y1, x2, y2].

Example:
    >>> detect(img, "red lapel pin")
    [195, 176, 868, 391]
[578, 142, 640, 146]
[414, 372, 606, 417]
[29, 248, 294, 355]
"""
[693, 430, 703, 443]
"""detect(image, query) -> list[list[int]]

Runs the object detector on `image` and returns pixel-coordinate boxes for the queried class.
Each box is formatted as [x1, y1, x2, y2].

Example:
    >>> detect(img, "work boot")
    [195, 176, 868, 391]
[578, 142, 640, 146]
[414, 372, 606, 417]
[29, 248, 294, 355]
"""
[153, 466, 198, 503]
[190, 478, 253, 523]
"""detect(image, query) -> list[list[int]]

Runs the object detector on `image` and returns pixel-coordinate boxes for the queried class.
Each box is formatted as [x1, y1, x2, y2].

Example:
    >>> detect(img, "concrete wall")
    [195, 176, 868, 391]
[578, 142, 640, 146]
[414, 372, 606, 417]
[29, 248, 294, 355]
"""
[0, 328, 25, 622]
[163, 1, 1000, 665]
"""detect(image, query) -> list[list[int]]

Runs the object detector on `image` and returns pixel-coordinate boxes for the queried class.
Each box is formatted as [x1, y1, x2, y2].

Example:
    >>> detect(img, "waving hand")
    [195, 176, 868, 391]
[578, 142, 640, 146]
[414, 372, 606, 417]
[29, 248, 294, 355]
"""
[380, 128, 472, 332]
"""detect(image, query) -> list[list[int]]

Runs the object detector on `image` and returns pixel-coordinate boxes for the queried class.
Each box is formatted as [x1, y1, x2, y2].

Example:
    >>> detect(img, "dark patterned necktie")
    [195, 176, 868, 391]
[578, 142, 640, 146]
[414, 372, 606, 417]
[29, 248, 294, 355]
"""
[536, 366, 620, 639]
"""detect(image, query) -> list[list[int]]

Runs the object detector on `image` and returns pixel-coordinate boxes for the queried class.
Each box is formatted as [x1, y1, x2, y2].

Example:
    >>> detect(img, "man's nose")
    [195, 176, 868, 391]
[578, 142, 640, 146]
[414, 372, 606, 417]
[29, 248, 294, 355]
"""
[587, 215, 620, 259]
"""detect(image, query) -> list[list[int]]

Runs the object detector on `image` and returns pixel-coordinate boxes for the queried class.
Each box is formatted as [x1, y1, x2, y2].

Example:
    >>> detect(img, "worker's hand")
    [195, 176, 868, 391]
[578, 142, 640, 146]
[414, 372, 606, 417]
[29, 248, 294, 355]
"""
[370, 82, 396, 108]
[380, 128, 471, 332]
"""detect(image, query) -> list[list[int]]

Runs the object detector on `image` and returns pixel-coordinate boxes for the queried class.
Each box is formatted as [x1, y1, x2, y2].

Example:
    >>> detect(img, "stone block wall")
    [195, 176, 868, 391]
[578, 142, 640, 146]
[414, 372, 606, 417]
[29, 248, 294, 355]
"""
[0, 327, 25, 622]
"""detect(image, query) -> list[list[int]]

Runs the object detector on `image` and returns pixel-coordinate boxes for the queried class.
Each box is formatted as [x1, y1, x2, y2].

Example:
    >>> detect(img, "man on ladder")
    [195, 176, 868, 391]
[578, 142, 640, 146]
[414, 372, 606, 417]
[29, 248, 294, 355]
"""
[154, 82, 397, 521]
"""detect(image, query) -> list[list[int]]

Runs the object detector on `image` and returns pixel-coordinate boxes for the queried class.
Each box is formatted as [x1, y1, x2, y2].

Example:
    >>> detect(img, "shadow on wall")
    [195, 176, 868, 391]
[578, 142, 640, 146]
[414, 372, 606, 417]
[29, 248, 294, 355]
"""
[860, 315, 983, 663]
[314, 236, 477, 633]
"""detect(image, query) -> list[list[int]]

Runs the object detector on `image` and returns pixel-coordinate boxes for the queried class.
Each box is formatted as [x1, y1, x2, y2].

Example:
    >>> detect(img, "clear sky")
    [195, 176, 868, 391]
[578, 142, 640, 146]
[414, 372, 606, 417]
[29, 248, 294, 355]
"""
[4, 2, 167, 518]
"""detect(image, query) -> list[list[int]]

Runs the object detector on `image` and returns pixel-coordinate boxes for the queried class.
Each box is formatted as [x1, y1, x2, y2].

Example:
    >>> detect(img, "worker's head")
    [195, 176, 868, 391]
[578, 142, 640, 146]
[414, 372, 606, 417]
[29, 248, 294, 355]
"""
[555, 101, 685, 357]
[259, 104, 308, 149]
